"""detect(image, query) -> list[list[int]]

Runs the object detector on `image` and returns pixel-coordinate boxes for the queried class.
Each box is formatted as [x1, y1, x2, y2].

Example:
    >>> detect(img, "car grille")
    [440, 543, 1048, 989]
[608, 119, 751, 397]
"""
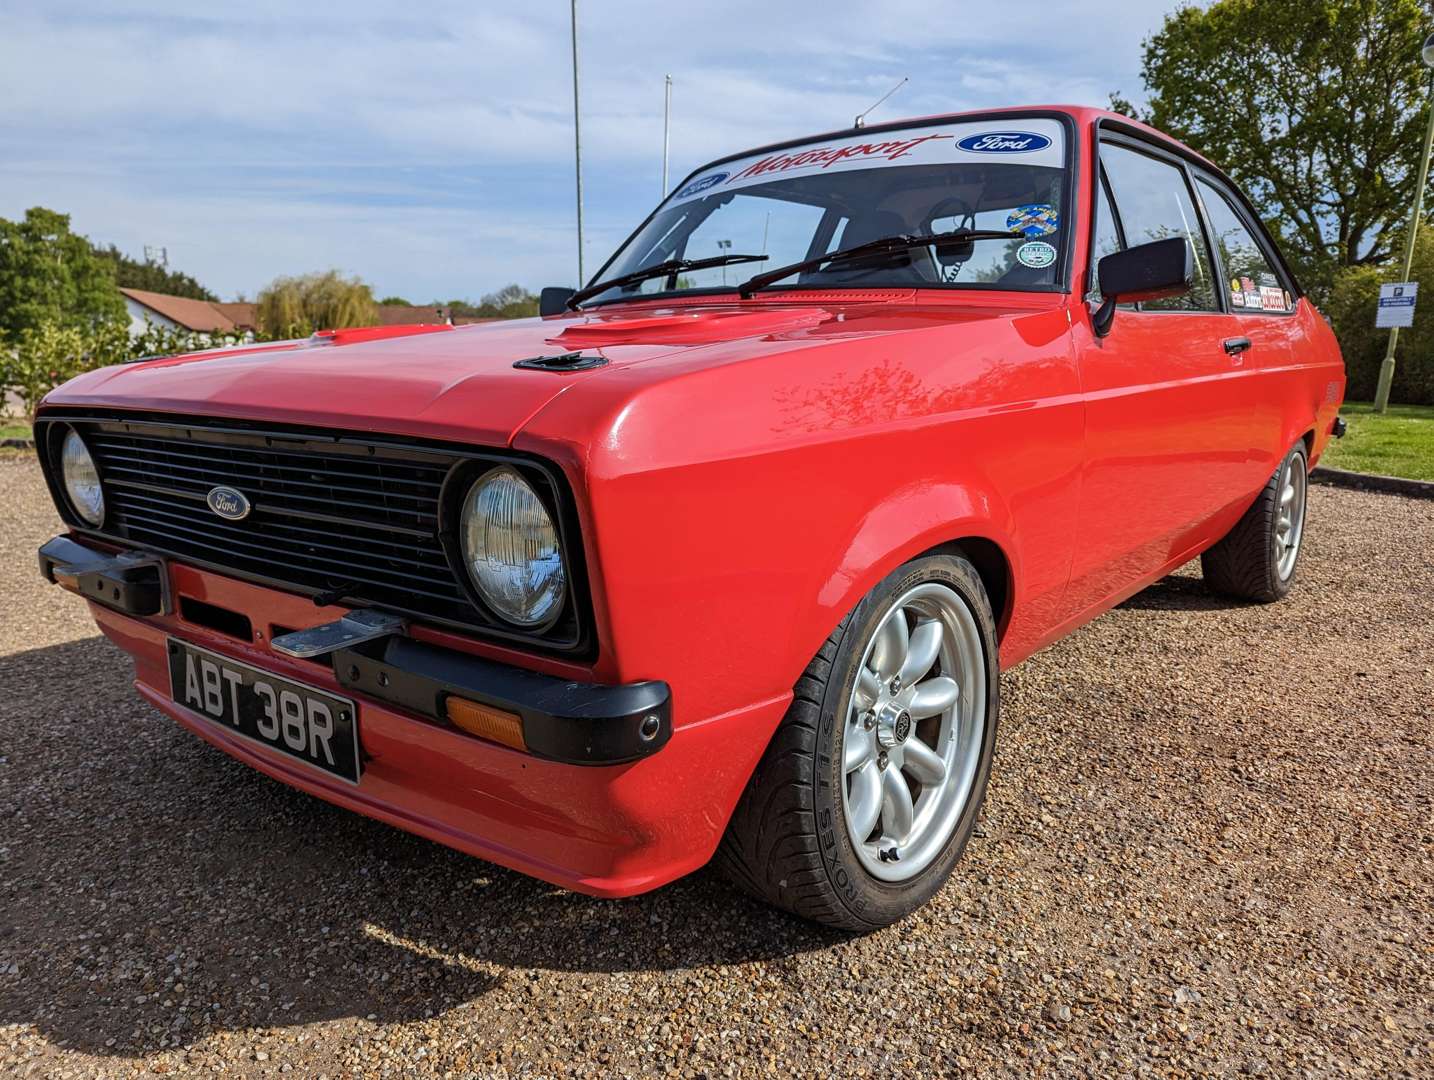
[36, 412, 587, 652]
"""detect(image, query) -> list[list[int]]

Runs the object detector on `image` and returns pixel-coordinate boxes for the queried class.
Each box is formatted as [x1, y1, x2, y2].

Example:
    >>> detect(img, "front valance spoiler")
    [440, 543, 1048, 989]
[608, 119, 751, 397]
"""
[38, 534, 670, 766]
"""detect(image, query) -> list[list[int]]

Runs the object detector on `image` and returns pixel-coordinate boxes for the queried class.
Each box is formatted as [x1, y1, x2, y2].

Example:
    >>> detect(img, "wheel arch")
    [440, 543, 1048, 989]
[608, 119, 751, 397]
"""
[801, 478, 1022, 691]
[1279, 413, 1316, 459]
[917, 536, 1012, 639]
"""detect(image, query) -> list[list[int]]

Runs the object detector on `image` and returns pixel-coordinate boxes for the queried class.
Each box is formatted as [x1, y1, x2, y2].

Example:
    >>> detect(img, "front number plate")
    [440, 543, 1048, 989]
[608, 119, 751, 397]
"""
[167, 638, 362, 784]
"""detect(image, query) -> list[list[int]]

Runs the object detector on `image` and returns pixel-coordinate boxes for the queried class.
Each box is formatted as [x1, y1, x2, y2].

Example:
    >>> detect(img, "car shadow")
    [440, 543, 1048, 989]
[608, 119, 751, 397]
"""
[0, 636, 842, 1059]
[1117, 570, 1250, 612]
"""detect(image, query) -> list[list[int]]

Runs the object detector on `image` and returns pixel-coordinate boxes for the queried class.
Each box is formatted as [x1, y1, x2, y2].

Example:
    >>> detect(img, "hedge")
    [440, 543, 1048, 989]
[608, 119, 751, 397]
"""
[1325, 230, 1434, 405]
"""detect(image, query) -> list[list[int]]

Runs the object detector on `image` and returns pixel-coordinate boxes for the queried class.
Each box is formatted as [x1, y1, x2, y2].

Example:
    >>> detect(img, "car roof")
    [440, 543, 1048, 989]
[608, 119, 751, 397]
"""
[690, 104, 1219, 178]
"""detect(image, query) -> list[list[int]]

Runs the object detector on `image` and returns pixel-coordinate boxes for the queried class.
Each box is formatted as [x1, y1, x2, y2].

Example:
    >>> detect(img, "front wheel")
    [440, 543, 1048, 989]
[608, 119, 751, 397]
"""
[716, 553, 999, 931]
[1202, 441, 1310, 602]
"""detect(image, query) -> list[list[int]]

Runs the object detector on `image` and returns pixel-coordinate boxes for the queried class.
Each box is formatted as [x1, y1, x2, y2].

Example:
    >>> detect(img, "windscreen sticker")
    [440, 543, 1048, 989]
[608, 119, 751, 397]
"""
[673, 172, 728, 200]
[955, 131, 1053, 154]
[668, 118, 1066, 201]
[1015, 240, 1057, 269]
[1240, 276, 1261, 309]
[1005, 203, 1059, 237]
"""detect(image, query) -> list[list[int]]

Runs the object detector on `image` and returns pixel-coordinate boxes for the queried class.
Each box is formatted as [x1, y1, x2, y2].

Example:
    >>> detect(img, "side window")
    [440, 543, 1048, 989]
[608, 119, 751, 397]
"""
[1099, 141, 1217, 312]
[1196, 177, 1294, 314]
[1089, 168, 1122, 298]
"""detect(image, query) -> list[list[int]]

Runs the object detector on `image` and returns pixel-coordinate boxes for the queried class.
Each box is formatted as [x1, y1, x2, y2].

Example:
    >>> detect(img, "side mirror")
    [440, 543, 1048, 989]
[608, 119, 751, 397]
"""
[539, 287, 577, 317]
[1091, 236, 1193, 336]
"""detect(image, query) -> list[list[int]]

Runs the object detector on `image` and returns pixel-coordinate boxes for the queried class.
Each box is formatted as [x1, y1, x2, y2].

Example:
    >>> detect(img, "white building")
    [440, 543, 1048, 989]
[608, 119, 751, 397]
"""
[120, 288, 256, 342]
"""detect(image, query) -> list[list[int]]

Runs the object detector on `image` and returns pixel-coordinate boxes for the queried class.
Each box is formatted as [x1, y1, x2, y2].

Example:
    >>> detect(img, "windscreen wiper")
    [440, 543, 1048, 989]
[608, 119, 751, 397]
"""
[735, 229, 1026, 299]
[567, 253, 770, 309]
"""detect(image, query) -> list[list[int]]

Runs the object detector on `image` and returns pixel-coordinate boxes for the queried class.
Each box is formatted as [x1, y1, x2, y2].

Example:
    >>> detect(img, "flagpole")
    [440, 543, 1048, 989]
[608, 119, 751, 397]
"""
[662, 75, 672, 196]
[570, 0, 585, 285]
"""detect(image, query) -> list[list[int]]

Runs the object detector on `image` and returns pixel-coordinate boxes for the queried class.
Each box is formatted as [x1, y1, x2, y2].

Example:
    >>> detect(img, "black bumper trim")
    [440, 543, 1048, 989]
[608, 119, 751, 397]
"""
[38, 533, 669, 767]
[38, 535, 169, 616]
[335, 635, 671, 766]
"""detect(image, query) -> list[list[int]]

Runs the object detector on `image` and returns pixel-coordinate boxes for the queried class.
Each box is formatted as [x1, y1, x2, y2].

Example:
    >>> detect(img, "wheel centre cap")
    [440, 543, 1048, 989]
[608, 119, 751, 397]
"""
[876, 701, 912, 749]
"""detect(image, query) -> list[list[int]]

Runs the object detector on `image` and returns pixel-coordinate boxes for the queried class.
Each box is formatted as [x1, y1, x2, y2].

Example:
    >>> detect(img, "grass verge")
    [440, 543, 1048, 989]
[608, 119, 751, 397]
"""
[1322, 401, 1434, 482]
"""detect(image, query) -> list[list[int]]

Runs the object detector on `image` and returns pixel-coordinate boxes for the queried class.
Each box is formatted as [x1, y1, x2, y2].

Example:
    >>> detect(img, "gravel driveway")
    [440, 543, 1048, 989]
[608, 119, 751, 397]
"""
[0, 454, 1430, 1078]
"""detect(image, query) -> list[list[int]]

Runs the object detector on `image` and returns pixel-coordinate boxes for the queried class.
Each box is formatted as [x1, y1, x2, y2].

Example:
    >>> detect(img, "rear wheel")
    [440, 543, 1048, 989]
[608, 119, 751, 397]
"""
[1202, 441, 1309, 602]
[716, 553, 999, 931]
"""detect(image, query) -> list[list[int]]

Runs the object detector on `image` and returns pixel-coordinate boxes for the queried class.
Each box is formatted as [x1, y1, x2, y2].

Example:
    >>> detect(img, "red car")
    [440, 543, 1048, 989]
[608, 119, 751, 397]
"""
[36, 106, 1344, 930]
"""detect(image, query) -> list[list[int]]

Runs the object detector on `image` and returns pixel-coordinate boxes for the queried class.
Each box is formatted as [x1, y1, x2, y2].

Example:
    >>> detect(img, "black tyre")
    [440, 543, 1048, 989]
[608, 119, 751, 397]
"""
[716, 553, 1000, 931]
[1201, 441, 1310, 603]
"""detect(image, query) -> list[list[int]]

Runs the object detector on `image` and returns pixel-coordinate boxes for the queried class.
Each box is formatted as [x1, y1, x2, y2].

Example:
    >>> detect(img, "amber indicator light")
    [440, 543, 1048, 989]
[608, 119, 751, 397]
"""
[445, 696, 527, 751]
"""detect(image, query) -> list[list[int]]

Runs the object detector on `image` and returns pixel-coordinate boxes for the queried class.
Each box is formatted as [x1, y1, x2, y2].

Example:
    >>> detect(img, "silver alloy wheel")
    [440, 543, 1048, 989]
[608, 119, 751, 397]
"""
[1274, 451, 1308, 581]
[839, 581, 987, 882]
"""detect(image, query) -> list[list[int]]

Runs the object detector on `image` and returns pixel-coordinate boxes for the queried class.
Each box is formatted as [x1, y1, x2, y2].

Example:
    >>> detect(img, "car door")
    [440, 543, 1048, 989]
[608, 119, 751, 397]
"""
[1063, 135, 1253, 618]
[1190, 170, 1302, 473]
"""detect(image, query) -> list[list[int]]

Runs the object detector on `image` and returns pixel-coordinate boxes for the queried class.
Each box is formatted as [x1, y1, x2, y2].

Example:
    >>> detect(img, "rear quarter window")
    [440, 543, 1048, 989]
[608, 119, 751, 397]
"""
[1195, 176, 1295, 314]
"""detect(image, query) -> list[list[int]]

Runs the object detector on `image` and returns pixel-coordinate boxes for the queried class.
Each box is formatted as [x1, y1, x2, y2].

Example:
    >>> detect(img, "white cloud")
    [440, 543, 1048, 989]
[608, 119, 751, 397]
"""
[0, 0, 1168, 299]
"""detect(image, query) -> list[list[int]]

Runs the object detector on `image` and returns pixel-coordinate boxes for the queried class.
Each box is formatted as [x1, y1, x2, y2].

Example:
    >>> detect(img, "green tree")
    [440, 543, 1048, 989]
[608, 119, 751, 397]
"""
[479, 284, 539, 318]
[92, 244, 217, 301]
[0, 207, 125, 343]
[255, 270, 378, 339]
[1116, 0, 1432, 294]
[446, 284, 540, 320]
[1325, 227, 1434, 404]
[0, 316, 246, 421]
[0, 321, 89, 423]
[377, 295, 412, 306]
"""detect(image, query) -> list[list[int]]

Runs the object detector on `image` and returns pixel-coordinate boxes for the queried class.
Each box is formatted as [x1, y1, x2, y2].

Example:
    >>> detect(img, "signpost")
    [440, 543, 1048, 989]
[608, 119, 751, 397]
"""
[1374, 32, 1434, 412]
[1376, 282, 1419, 329]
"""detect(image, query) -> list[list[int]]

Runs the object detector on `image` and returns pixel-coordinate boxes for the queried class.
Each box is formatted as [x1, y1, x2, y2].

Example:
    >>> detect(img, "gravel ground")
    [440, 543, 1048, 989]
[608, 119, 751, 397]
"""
[0, 453, 1430, 1078]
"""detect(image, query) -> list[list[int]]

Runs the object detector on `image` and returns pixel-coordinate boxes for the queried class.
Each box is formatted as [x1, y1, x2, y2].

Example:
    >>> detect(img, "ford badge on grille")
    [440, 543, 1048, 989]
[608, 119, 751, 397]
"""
[206, 485, 251, 521]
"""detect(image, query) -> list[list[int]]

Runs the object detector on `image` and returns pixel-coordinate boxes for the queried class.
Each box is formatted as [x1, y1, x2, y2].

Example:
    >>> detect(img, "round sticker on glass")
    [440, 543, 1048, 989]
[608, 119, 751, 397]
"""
[674, 172, 728, 199]
[1016, 240, 1057, 269]
[1006, 203, 1059, 237]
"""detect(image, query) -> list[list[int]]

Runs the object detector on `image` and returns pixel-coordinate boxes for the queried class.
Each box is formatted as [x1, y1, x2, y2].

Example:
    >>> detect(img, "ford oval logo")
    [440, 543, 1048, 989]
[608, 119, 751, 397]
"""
[955, 131, 1052, 154]
[206, 485, 251, 521]
[674, 171, 728, 199]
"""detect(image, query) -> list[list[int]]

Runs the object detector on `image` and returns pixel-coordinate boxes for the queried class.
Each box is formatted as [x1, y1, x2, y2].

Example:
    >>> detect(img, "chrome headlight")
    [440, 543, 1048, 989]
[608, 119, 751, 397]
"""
[460, 466, 566, 627]
[60, 427, 105, 526]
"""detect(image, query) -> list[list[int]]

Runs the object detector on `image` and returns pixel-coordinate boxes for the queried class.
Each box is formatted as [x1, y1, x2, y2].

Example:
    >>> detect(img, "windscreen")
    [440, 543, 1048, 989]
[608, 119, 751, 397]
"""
[586, 117, 1069, 304]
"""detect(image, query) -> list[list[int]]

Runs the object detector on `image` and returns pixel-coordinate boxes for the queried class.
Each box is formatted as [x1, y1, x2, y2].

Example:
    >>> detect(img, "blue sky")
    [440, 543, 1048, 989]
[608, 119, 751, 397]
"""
[1, 1, 1171, 303]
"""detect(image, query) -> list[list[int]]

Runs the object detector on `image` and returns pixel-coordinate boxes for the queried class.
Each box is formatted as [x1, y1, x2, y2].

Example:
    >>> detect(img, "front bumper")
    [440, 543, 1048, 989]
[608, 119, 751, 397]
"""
[38, 534, 786, 896]
[38, 535, 671, 766]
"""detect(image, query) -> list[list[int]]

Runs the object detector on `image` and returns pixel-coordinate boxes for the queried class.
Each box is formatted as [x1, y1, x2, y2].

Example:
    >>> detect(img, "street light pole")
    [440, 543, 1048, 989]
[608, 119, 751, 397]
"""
[570, 0, 585, 286]
[662, 74, 672, 196]
[1375, 35, 1434, 413]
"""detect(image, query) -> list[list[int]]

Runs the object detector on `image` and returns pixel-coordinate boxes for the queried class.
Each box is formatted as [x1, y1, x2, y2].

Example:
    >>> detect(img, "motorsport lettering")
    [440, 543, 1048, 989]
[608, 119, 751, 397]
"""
[729, 133, 954, 181]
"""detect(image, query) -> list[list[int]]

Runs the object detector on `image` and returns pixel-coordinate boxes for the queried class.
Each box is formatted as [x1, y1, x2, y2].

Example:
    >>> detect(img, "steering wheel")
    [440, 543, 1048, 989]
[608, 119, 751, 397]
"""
[923, 198, 977, 281]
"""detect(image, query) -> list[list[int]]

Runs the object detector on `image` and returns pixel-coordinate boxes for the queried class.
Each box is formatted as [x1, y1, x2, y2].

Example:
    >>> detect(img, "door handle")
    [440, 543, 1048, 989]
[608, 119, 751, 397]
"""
[1223, 336, 1252, 356]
